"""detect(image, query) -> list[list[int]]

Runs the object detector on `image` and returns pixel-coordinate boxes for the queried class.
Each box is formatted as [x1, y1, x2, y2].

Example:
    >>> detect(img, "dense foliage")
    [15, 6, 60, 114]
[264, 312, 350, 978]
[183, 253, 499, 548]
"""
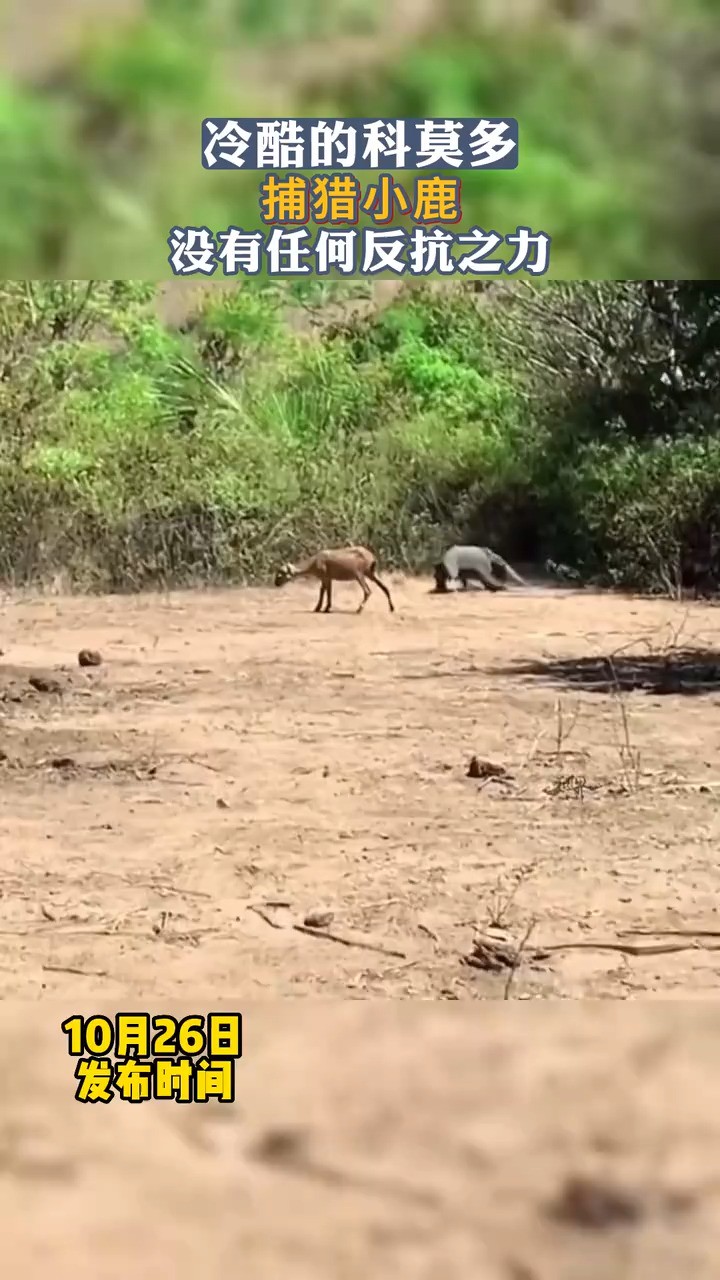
[1, 279, 718, 593]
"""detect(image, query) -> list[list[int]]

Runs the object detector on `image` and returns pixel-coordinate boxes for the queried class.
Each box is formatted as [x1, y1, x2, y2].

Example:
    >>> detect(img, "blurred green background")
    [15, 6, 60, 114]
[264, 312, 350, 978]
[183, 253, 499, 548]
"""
[0, 0, 718, 278]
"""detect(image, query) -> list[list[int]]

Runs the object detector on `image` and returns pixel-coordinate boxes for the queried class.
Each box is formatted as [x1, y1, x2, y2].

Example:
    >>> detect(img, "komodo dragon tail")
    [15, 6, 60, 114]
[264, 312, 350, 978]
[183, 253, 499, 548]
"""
[489, 552, 525, 587]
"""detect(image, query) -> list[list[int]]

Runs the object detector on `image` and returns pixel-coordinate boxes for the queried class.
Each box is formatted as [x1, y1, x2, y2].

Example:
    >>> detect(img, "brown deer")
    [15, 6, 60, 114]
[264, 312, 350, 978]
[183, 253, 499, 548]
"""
[274, 546, 395, 615]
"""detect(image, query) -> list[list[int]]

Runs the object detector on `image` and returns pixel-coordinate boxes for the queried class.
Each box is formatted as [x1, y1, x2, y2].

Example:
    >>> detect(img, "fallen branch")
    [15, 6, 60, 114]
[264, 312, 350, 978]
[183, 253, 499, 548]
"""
[42, 963, 108, 978]
[247, 904, 288, 930]
[533, 940, 719, 957]
[0, 924, 226, 940]
[293, 924, 407, 959]
[93, 871, 213, 900]
[619, 927, 720, 939]
[465, 932, 720, 973]
[417, 922, 439, 943]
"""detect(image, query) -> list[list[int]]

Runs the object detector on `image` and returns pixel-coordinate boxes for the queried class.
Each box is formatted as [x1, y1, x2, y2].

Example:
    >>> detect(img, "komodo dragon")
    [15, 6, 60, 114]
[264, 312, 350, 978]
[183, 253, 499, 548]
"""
[433, 545, 525, 593]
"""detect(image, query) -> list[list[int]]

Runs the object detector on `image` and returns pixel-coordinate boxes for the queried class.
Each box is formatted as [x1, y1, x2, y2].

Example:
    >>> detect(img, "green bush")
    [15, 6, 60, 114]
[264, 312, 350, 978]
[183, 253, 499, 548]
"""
[0, 279, 719, 593]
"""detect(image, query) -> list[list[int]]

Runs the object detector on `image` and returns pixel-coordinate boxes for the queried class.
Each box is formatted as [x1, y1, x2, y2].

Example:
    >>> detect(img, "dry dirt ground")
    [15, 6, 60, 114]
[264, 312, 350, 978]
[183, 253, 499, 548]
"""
[2, 576, 720, 1000]
[3, 1002, 720, 1279]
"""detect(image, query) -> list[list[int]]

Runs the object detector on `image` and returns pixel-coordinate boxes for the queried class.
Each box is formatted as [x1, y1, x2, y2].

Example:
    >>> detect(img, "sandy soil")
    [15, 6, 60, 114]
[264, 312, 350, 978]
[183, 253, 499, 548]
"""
[3, 1002, 720, 1279]
[2, 577, 720, 1000]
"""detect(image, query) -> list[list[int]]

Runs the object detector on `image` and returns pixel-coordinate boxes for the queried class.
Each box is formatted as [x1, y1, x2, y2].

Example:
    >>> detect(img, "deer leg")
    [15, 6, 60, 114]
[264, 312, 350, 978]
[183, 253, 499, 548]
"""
[368, 569, 395, 613]
[323, 577, 333, 612]
[354, 573, 372, 614]
[314, 581, 326, 612]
